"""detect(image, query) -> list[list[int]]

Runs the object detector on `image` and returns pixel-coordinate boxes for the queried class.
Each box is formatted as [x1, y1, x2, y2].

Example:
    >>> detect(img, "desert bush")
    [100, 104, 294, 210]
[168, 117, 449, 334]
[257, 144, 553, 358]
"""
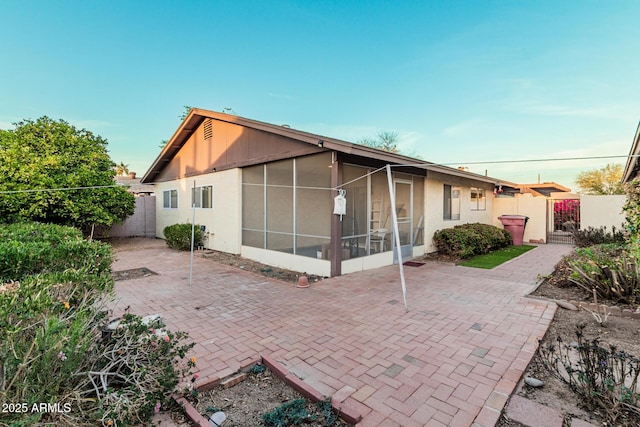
[0, 222, 196, 426]
[164, 223, 203, 251]
[433, 223, 512, 258]
[539, 325, 640, 425]
[80, 313, 196, 426]
[570, 225, 626, 248]
[567, 244, 639, 304]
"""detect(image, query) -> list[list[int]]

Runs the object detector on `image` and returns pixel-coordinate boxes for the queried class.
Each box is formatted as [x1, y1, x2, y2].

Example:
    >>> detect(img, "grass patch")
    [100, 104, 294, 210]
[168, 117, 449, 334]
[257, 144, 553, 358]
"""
[458, 245, 536, 269]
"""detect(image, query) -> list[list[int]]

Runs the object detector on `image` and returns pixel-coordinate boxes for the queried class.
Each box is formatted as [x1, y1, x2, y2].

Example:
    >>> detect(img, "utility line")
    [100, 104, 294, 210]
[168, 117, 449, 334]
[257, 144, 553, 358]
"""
[438, 154, 635, 166]
[1, 153, 636, 195]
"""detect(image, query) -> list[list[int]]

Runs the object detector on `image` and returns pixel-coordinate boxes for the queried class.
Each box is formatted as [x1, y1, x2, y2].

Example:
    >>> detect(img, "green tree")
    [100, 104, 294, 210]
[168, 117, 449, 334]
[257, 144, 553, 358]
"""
[358, 130, 400, 153]
[0, 117, 135, 229]
[575, 163, 624, 195]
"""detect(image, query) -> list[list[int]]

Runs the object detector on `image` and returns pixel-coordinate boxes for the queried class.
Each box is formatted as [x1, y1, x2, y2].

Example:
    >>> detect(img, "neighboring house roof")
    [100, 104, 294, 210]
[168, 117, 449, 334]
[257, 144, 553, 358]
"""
[115, 175, 155, 194]
[142, 108, 517, 187]
[623, 121, 640, 183]
[517, 182, 572, 197]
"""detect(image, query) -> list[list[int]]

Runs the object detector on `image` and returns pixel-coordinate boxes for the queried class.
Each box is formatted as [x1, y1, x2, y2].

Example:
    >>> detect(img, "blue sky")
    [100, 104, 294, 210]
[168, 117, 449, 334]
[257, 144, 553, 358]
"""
[1, 1, 639, 189]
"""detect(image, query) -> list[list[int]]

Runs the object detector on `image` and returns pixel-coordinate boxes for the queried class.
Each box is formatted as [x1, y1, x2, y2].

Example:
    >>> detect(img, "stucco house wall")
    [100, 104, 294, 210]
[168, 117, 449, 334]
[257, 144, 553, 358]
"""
[424, 171, 495, 253]
[154, 168, 242, 254]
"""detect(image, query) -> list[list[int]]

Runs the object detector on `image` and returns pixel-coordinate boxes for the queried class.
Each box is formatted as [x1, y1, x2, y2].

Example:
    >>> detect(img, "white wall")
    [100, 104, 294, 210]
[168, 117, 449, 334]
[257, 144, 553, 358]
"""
[580, 195, 627, 230]
[424, 171, 495, 252]
[154, 168, 242, 254]
[493, 194, 547, 243]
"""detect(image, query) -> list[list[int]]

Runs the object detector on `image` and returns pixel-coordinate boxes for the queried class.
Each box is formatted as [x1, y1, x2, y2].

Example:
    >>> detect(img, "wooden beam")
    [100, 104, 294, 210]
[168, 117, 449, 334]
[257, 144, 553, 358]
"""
[330, 153, 343, 277]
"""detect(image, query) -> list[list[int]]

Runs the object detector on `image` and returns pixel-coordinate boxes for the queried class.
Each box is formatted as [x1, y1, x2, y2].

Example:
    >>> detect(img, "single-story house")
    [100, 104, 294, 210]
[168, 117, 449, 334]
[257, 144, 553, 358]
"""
[141, 109, 516, 277]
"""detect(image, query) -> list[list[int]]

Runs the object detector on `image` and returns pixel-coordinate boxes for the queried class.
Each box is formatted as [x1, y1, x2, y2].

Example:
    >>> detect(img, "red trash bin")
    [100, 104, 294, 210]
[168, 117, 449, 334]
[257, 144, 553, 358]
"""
[498, 215, 529, 246]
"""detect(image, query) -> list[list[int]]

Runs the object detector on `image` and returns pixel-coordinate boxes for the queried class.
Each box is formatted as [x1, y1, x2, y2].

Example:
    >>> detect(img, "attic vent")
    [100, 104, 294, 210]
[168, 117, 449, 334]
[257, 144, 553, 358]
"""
[203, 119, 213, 140]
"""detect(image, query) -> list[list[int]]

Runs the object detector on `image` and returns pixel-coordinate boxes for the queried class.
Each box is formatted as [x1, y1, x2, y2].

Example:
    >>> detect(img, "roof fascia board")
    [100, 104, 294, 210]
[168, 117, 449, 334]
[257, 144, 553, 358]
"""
[623, 121, 640, 183]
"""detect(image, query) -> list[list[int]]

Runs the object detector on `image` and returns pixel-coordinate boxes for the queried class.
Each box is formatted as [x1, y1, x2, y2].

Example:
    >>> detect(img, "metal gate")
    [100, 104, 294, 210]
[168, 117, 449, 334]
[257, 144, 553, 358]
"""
[547, 198, 580, 244]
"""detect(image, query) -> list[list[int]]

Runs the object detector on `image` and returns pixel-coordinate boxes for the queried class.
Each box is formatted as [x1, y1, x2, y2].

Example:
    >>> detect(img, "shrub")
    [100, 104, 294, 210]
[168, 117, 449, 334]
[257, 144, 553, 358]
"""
[164, 223, 203, 251]
[433, 223, 512, 259]
[81, 313, 195, 426]
[0, 222, 112, 281]
[0, 222, 196, 426]
[539, 325, 640, 425]
[566, 244, 639, 304]
[570, 225, 626, 248]
[624, 178, 640, 253]
[263, 399, 314, 426]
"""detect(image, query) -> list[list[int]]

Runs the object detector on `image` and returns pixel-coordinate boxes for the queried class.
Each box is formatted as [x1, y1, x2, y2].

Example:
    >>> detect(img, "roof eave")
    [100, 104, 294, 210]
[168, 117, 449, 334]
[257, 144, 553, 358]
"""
[623, 121, 640, 183]
[140, 108, 517, 187]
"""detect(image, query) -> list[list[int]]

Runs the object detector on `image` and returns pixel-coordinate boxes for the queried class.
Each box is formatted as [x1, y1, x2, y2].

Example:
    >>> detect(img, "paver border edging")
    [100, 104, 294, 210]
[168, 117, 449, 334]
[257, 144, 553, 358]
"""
[173, 354, 364, 426]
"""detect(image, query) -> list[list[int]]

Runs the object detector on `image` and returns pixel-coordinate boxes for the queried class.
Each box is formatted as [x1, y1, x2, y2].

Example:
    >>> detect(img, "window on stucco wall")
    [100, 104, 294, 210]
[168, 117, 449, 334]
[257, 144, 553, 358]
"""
[470, 187, 486, 211]
[163, 189, 178, 209]
[443, 184, 461, 220]
[191, 185, 213, 208]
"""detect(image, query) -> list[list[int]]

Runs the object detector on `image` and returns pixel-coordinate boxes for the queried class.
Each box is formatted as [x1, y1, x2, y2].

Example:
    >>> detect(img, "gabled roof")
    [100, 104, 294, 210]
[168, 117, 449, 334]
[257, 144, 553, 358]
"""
[142, 108, 516, 187]
[623, 121, 640, 183]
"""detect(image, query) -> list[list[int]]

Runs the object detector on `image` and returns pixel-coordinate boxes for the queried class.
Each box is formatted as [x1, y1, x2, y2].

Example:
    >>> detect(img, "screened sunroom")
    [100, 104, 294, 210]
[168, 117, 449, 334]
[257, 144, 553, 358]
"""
[240, 151, 425, 276]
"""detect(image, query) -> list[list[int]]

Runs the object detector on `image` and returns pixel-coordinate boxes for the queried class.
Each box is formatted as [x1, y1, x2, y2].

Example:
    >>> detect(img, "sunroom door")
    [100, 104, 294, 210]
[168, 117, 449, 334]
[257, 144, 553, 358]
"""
[392, 180, 413, 263]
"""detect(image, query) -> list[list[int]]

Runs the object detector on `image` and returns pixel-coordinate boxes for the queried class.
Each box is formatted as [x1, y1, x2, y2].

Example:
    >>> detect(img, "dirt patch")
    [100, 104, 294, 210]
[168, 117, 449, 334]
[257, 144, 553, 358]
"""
[193, 368, 351, 427]
[498, 256, 640, 427]
[198, 250, 325, 284]
[112, 267, 157, 282]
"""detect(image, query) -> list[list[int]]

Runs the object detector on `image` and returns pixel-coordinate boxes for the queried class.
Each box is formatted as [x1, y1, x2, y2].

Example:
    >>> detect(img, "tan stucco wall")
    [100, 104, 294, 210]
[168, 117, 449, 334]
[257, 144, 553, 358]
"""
[580, 195, 627, 230]
[154, 168, 242, 254]
[424, 171, 495, 253]
[493, 194, 547, 243]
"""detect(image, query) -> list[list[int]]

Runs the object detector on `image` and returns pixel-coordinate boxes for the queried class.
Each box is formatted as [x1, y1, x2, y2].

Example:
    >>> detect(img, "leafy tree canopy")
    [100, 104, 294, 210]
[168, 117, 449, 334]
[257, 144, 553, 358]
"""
[358, 131, 400, 153]
[0, 117, 135, 228]
[575, 163, 624, 195]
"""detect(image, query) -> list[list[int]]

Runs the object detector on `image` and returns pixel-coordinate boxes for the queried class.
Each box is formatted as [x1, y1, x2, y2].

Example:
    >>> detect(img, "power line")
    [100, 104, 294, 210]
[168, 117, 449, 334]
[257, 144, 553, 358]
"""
[438, 154, 633, 166]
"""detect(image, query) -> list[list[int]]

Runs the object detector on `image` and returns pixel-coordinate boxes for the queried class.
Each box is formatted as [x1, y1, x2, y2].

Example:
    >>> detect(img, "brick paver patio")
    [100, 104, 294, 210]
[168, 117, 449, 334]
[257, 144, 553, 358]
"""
[111, 241, 573, 426]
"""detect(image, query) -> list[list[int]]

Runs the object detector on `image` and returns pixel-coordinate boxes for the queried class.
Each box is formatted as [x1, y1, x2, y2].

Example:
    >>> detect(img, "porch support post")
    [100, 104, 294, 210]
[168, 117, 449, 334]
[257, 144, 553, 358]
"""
[386, 165, 408, 311]
[330, 153, 342, 277]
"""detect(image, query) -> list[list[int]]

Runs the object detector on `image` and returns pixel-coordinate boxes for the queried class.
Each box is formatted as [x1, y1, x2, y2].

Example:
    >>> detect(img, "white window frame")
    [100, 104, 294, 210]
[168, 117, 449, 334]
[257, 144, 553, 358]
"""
[470, 187, 486, 211]
[163, 189, 178, 209]
[444, 184, 461, 220]
[191, 185, 213, 209]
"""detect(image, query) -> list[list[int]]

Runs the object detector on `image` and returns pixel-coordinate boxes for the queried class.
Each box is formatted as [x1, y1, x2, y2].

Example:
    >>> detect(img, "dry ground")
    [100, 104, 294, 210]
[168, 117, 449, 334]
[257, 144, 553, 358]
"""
[498, 258, 640, 427]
